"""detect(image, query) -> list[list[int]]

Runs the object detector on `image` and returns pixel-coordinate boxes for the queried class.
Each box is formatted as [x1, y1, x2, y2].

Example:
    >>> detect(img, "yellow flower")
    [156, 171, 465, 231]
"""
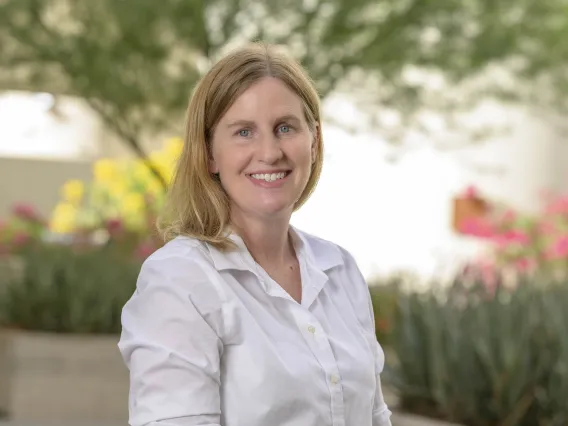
[149, 152, 173, 184]
[120, 193, 145, 217]
[164, 137, 183, 161]
[107, 180, 128, 199]
[93, 158, 118, 182]
[61, 180, 84, 204]
[143, 177, 162, 197]
[133, 161, 152, 184]
[50, 202, 77, 234]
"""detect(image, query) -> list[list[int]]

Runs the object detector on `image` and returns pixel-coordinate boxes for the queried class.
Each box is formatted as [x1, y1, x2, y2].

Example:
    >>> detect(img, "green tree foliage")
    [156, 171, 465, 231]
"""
[0, 0, 566, 168]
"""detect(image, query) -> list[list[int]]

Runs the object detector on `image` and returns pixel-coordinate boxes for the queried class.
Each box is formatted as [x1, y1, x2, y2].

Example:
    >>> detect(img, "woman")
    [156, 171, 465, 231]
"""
[118, 43, 392, 426]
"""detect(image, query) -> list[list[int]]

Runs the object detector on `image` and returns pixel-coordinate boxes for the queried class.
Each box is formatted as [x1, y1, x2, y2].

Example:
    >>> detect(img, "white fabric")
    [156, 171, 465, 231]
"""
[118, 227, 392, 426]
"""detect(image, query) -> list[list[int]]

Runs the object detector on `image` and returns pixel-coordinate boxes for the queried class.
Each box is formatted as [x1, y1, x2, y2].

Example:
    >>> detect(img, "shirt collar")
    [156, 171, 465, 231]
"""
[205, 226, 343, 273]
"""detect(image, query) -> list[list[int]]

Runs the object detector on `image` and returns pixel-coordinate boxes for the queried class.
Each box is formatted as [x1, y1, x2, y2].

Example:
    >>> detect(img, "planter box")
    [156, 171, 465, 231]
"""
[0, 330, 129, 422]
[451, 195, 489, 233]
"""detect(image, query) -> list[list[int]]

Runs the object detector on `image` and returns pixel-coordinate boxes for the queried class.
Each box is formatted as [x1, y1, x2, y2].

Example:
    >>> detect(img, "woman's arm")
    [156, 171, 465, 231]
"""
[340, 247, 393, 426]
[118, 255, 224, 426]
[371, 340, 393, 426]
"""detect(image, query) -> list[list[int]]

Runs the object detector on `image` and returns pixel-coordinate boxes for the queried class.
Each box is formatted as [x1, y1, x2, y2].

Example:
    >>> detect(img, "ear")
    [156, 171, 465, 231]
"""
[208, 141, 219, 174]
[209, 158, 219, 174]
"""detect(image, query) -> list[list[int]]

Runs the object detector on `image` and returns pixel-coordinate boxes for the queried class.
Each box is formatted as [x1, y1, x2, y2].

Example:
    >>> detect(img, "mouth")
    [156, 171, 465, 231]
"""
[247, 170, 292, 183]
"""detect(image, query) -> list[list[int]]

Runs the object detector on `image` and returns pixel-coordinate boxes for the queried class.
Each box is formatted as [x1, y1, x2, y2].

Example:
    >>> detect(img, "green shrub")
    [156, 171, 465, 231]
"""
[385, 275, 568, 426]
[368, 274, 410, 346]
[0, 243, 140, 334]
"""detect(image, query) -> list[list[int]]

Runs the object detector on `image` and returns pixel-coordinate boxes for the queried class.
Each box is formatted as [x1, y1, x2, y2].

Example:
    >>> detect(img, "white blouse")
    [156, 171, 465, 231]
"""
[118, 227, 392, 426]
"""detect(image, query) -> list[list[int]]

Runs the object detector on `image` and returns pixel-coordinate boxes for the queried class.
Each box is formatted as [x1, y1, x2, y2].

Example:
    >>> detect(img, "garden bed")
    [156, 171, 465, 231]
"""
[381, 273, 568, 426]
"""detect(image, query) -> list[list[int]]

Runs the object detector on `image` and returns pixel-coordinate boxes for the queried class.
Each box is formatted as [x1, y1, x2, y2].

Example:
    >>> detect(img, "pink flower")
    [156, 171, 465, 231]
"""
[463, 185, 479, 199]
[477, 260, 499, 296]
[548, 236, 568, 259]
[539, 219, 556, 235]
[545, 197, 568, 215]
[135, 242, 156, 260]
[492, 230, 529, 249]
[502, 209, 516, 223]
[12, 231, 30, 246]
[459, 217, 496, 238]
[515, 257, 535, 273]
[12, 203, 41, 222]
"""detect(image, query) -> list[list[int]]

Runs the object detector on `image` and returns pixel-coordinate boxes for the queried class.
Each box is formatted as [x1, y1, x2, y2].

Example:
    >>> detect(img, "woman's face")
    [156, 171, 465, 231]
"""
[209, 77, 317, 222]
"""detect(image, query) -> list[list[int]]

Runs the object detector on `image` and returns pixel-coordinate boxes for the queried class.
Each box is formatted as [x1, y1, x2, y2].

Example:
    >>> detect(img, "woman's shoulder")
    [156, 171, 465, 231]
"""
[146, 235, 209, 264]
[136, 236, 223, 301]
[126, 236, 230, 335]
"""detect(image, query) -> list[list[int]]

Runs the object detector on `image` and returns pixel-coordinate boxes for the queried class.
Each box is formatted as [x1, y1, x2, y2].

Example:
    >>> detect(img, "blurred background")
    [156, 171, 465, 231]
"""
[0, 1, 567, 425]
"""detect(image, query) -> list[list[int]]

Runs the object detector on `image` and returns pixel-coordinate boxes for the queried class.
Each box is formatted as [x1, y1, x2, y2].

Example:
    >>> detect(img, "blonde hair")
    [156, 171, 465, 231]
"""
[157, 42, 324, 250]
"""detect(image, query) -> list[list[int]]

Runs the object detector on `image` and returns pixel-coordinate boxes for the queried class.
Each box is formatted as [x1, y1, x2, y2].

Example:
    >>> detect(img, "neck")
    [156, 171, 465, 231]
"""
[230, 211, 294, 269]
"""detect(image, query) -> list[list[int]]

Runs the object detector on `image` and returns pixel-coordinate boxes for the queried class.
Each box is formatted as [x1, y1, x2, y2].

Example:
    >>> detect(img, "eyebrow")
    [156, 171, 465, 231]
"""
[226, 114, 302, 129]
[227, 119, 256, 129]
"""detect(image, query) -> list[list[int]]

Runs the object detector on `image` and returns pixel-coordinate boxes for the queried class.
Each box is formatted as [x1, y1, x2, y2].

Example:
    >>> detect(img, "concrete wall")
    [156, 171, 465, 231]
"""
[0, 90, 177, 220]
[0, 157, 92, 219]
[0, 331, 128, 422]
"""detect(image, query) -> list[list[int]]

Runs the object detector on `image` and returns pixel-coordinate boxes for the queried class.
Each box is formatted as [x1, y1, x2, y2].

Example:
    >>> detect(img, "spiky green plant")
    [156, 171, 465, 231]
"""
[385, 275, 568, 426]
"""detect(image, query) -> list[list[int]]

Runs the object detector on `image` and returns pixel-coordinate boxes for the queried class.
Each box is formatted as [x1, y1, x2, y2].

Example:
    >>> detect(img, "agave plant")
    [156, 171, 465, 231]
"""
[385, 274, 568, 426]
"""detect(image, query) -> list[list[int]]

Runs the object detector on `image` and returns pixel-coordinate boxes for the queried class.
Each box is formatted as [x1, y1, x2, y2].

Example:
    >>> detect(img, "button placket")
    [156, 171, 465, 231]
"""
[295, 310, 346, 426]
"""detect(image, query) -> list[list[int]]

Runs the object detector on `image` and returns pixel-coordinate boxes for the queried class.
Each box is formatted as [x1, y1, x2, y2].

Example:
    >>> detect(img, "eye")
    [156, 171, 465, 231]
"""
[237, 129, 251, 137]
[277, 124, 292, 134]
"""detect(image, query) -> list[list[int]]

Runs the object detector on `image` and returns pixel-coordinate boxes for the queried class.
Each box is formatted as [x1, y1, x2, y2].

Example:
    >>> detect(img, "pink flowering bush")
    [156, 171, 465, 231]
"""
[458, 186, 568, 279]
[0, 203, 46, 256]
[0, 200, 161, 263]
[0, 202, 155, 333]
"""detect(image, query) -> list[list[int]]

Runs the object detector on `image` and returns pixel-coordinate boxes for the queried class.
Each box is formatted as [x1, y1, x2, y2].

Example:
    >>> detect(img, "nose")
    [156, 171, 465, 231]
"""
[257, 133, 283, 164]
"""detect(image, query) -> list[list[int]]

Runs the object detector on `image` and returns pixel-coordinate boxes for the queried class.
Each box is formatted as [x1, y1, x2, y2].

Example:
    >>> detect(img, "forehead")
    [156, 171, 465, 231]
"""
[220, 77, 304, 123]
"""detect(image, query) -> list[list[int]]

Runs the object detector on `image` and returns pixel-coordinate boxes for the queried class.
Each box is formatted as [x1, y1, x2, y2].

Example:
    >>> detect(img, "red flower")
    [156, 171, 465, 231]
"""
[105, 218, 124, 237]
[12, 203, 42, 222]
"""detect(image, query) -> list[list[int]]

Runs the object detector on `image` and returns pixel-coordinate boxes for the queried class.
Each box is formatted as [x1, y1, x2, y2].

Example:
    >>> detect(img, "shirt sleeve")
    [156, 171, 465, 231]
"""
[340, 247, 393, 426]
[371, 341, 393, 426]
[118, 255, 224, 426]
[368, 283, 393, 426]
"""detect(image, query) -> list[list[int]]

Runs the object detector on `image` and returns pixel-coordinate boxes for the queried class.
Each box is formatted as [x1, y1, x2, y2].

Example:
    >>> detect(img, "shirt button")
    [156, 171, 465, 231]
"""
[330, 374, 339, 385]
[307, 325, 316, 334]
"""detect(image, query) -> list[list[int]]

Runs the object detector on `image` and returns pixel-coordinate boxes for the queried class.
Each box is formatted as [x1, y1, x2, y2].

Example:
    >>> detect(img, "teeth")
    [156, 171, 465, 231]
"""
[250, 172, 287, 182]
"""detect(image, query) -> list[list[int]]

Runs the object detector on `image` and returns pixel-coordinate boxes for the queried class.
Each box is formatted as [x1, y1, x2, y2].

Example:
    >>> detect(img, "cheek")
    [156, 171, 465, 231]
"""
[295, 140, 315, 169]
[215, 150, 252, 189]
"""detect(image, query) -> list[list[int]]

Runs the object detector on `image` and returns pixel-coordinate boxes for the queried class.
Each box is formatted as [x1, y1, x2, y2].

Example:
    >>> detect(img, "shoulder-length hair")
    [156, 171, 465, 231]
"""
[157, 42, 324, 251]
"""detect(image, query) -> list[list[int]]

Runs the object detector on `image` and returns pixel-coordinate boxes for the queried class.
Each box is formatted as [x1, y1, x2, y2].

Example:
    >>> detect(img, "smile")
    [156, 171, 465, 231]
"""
[248, 171, 290, 182]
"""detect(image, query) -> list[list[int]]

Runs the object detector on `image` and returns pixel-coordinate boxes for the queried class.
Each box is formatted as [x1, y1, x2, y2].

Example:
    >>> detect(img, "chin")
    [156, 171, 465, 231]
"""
[253, 199, 294, 218]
